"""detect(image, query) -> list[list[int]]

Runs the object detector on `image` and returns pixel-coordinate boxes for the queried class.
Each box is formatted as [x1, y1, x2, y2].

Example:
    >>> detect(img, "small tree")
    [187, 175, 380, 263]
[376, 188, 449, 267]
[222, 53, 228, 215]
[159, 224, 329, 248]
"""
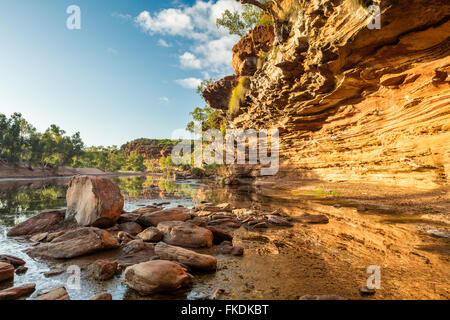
[216, 4, 264, 37]
[236, 0, 287, 45]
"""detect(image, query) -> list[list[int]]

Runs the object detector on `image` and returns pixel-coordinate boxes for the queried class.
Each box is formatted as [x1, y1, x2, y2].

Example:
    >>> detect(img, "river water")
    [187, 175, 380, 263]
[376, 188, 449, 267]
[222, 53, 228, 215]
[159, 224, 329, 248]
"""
[0, 175, 448, 300]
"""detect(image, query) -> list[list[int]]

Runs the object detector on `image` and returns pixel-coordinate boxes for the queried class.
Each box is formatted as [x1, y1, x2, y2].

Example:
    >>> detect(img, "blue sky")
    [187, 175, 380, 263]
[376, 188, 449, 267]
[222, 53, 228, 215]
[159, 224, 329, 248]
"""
[0, 0, 242, 147]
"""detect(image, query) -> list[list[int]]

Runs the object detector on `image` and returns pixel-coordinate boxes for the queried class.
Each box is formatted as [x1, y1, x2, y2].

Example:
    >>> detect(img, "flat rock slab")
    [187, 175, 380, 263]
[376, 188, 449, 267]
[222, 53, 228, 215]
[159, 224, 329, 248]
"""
[299, 294, 346, 300]
[7, 210, 66, 237]
[123, 260, 193, 295]
[118, 222, 142, 235]
[137, 207, 192, 228]
[0, 262, 15, 282]
[0, 255, 26, 268]
[155, 242, 217, 272]
[0, 283, 35, 300]
[90, 292, 112, 300]
[36, 287, 70, 300]
[292, 213, 329, 224]
[118, 212, 142, 224]
[157, 221, 213, 248]
[25, 227, 120, 259]
[66, 176, 124, 227]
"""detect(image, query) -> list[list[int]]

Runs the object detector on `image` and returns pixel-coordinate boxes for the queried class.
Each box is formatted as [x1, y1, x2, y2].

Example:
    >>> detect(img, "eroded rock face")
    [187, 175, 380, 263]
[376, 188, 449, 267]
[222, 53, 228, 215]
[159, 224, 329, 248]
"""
[7, 210, 65, 237]
[157, 221, 213, 248]
[154, 242, 217, 271]
[123, 260, 193, 295]
[25, 227, 120, 259]
[206, 0, 450, 189]
[137, 207, 192, 228]
[66, 176, 124, 227]
[232, 25, 274, 76]
[202, 75, 240, 110]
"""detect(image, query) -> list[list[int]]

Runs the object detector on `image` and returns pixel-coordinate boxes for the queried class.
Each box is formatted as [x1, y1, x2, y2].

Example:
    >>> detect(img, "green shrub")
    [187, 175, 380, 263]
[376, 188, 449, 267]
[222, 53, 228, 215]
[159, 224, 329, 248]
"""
[258, 14, 273, 27]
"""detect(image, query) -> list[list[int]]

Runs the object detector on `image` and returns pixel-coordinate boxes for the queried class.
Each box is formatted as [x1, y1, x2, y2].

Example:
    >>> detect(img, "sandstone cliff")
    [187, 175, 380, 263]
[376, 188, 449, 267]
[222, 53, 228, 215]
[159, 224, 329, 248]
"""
[121, 139, 175, 161]
[205, 0, 450, 189]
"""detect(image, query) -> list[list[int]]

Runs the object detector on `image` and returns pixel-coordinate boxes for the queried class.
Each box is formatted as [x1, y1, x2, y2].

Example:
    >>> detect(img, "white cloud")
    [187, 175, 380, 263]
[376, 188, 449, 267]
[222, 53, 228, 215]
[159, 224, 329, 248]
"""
[135, 0, 243, 75]
[159, 97, 170, 102]
[136, 9, 193, 37]
[158, 39, 172, 47]
[176, 78, 202, 89]
[179, 52, 202, 69]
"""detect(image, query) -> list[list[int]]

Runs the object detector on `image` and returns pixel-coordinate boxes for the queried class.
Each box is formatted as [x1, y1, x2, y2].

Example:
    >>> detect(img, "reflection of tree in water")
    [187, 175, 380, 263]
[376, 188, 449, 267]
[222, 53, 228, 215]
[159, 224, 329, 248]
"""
[0, 183, 67, 226]
[112, 175, 196, 200]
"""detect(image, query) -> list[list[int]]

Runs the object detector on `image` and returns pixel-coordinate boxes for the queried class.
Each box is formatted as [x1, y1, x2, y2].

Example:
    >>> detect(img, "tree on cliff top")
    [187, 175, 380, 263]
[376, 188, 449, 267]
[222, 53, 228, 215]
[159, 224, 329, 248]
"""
[216, 4, 265, 37]
[235, 0, 287, 44]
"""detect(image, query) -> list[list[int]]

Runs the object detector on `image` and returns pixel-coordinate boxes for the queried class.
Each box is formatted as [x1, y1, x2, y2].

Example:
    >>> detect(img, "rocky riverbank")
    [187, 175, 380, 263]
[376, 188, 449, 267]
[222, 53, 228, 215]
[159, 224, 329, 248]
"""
[1, 175, 449, 300]
[0, 163, 149, 180]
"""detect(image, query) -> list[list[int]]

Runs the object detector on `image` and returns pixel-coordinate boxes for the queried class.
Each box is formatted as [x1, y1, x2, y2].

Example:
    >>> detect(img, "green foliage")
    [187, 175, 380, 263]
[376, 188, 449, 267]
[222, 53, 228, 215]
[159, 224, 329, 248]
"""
[196, 78, 216, 96]
[216, 4, 264, 37]
[0, 113, 84, 167]
[0, 113, 148, 172]
[122, 151, 145, 172]
[186, 105, 222, 134]
[228, 76, 249, 116]
[159, 155, 177, 173]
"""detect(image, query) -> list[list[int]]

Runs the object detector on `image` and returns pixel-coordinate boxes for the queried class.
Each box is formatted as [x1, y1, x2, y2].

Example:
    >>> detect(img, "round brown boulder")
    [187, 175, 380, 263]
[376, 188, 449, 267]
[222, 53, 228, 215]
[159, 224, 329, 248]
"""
[157, 221, 213, 248]
[66, 176, 124, 227]
[123, 260, 193, 295]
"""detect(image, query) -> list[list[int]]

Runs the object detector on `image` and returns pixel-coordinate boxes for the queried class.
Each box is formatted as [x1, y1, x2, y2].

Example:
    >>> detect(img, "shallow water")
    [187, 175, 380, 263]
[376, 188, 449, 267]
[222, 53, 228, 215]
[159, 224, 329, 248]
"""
[0, 176, 449, 300]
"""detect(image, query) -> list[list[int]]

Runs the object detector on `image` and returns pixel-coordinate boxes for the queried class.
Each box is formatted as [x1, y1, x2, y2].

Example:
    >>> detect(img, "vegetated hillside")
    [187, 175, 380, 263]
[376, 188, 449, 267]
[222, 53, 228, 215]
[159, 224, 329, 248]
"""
[204, 0, 450, 189]
[121, 139, 178, 161]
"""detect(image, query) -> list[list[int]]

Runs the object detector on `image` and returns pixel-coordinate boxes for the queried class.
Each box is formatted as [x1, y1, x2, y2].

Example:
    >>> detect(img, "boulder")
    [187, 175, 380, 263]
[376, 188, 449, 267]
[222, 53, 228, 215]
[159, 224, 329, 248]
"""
[65, 176, 124, 227]
[0, 255, 26, 268]
[0, 284, 35, 300]
[36, 287, 70, 300]
[88, 260, 118, 281]
[0, 262, 14, 282]
[158, 221, 213, 248]
[118, 222, 142, 235]
[137, 207, 192, 228]
[30, 232, 48, 242]
[217, 243, 244, 256]
[7, 210, 65, 237]
[122, 239, 146, 255]
[123, 260, 193, 295]
[205, 226, 233, 244]
[15, 266, 28, 275]
[137, 227, 163, 242]
[90, 292, 112, 300]
[155, 242, 217, 272]
[25, 227, 120, 259]
[118, 212, 142, 224]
